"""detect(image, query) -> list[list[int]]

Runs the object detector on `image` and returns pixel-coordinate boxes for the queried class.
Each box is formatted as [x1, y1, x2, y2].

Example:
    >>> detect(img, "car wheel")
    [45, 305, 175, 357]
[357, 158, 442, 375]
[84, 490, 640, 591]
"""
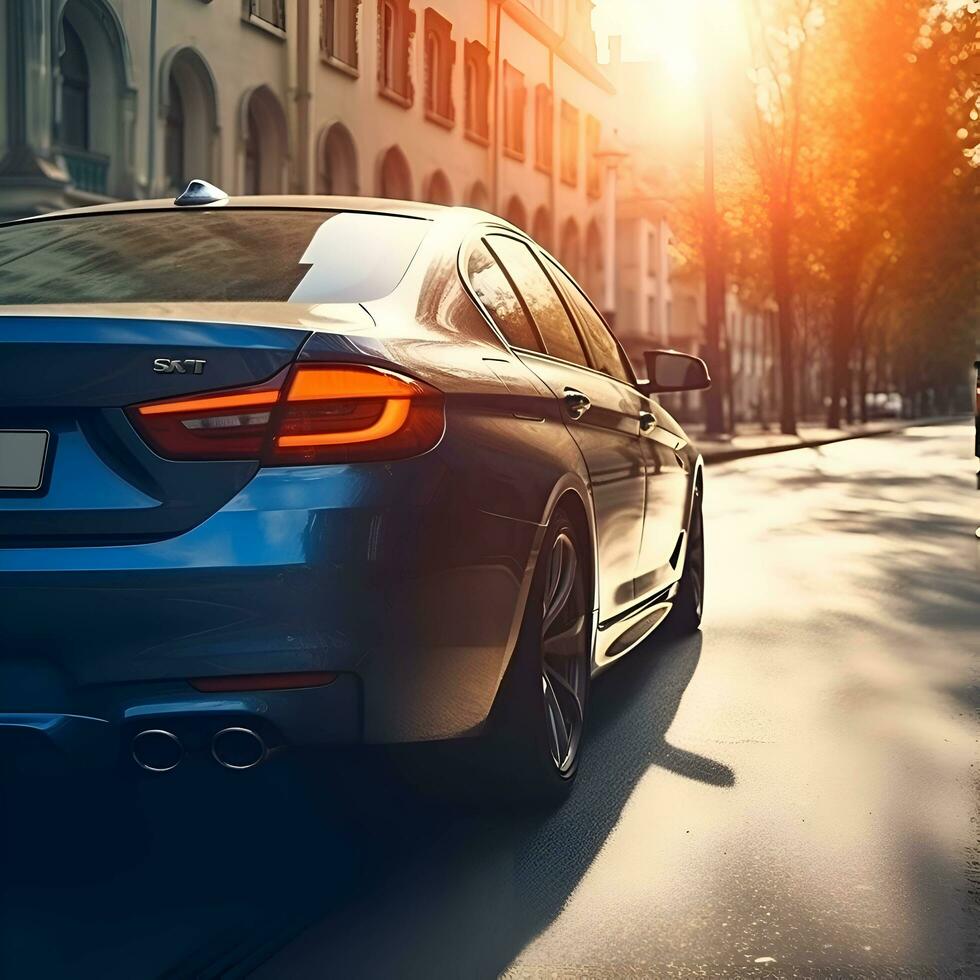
[482, 506, 592, 804]
[671, 480, 704, 634]
[388, 507, 592, 807]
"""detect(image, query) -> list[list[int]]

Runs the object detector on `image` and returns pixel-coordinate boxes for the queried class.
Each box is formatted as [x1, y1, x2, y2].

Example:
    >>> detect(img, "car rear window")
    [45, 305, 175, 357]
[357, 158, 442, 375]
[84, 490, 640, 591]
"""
[0, 209, 430, 305]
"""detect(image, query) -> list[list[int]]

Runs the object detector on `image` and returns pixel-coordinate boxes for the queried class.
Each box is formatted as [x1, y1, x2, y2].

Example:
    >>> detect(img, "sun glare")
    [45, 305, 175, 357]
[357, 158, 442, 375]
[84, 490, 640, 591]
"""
[593, 0, 746, 88]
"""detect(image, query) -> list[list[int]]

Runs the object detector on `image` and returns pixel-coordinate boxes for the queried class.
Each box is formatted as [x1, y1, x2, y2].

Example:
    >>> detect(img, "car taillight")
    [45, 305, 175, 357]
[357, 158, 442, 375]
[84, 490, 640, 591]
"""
[128, 364, 445, 464]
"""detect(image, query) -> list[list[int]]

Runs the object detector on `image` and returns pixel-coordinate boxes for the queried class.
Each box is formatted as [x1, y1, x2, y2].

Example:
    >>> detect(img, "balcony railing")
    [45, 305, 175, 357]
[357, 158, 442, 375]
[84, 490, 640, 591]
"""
[61, 148, 110, 196]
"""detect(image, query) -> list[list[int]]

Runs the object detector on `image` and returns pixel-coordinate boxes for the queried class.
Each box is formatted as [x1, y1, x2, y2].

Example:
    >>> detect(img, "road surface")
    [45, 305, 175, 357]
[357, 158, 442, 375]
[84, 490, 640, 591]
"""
[2, 421, 977, 978]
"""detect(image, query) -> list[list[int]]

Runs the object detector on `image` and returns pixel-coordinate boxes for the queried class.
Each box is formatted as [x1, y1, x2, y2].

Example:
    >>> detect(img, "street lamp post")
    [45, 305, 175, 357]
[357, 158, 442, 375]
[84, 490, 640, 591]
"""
[700, 5, 728, 438]
[594, 131, 628, 329]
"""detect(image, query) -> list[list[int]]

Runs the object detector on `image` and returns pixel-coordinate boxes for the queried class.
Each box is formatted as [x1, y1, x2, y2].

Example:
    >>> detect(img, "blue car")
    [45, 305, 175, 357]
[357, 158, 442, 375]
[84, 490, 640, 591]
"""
[0, 181, 709, 802]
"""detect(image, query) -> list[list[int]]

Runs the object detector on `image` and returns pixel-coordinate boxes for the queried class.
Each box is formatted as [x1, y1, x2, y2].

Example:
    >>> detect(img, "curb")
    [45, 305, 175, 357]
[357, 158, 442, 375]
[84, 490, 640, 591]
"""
[699, 415, 968, 465]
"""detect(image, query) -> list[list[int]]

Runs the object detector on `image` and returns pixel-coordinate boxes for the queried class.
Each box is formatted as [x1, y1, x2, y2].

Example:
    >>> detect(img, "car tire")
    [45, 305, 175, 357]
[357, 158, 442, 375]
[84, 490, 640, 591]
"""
[475, 505, 592, 806]
[383, 508, 592, 809]
[671, 479, 704, 634]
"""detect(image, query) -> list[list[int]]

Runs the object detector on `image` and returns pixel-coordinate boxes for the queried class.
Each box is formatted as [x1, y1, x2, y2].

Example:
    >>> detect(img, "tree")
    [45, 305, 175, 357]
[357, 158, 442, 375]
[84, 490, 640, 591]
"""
[740, 0, 824, 434]
[667, 0, 978, 430]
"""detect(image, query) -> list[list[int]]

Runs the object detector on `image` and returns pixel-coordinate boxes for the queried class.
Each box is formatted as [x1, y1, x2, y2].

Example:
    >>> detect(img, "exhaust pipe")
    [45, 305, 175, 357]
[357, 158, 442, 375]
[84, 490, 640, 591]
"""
[211, 727, 267, 770]
[132, 729, 182, 772]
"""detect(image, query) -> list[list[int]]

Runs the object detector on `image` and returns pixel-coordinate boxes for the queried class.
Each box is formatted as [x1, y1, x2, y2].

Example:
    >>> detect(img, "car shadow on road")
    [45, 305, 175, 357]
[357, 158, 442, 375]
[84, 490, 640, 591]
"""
[244, 630, 734, 980]
[0, 630, 732, 980]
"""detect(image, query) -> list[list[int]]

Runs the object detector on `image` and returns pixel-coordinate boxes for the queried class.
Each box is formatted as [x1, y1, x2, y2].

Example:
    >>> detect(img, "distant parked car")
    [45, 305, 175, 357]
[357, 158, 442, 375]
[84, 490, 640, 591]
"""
[864, 392, 903, 419]
[0, 181, 711, 804]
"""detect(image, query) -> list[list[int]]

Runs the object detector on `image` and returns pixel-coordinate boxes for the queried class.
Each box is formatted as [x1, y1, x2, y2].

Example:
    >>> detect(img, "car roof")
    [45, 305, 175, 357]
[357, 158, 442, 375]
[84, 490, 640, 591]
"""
[8, 195, 503, 228]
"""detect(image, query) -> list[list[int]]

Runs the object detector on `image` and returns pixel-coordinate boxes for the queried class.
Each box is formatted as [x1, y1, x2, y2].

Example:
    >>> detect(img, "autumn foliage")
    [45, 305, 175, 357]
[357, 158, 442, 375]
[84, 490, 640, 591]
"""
[675, 0, 979, 430]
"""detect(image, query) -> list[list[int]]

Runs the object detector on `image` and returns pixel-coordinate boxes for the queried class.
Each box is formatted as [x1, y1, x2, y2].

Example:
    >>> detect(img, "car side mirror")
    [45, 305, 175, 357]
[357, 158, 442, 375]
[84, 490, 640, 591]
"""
[639, 350, 711, 395]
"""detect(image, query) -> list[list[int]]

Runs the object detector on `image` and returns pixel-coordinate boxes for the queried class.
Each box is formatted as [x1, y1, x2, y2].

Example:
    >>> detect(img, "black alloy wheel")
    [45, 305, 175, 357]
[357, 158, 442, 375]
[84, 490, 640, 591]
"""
[539, 528, 589, 774]
[470, 506, 592, 805]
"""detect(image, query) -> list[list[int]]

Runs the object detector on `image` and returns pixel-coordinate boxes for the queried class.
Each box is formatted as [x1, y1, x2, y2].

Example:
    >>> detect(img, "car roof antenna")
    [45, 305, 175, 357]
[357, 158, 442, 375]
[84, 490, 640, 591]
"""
[174, 179, 229, 207]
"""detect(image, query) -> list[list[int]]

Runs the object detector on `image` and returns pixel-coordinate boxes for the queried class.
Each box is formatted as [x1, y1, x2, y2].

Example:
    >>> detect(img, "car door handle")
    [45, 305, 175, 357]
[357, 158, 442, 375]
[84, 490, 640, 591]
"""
[563, 388, 592, 420]
[639, 411, 657, 432]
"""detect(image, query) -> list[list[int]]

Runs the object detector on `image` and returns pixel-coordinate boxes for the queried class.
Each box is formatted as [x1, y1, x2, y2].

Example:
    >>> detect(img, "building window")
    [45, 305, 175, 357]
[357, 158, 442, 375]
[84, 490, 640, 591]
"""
[560, 101, 579, 187]
[322, 0, 359, 72]
[246, 0, 286, 35]
[56, 4, 129, 198]
[423, 8, 454, 127]
[317, 122, 359, 194]
[377, 144, 413, 199]
[164, 76, 185, 191]
[463, 40, 489, 144]
[585, 113, 601, 198]
[378, 0, 416, 107]
[161, 47, 220, 195]
[424, 169, 452, 204]
[532, 205, 552, 250]
[244, 102, 261, 195]
[504, 195, 527, 231]
[647, 227, 657, 276]
[502, 61, 526, 161]
[60, 19, 89, 150]
[534, 84, 553, 174]
[242, 86, 288, 194]
[466, 180, 489, 209]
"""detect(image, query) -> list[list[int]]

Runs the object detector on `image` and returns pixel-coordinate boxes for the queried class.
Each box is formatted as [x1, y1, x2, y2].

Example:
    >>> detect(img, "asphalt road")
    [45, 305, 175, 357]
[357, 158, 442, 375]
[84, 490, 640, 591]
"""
[2, 421, 977, 979]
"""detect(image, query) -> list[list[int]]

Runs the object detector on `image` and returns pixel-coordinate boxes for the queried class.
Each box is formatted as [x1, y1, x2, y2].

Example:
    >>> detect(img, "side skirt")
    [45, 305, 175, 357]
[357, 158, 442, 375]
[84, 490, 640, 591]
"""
[593, 580, 680, 670]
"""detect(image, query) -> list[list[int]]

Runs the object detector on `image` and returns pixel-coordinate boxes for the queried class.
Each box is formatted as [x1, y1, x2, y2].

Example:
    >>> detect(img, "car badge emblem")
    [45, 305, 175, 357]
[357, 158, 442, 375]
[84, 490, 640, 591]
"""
[152, 358, 207, 375]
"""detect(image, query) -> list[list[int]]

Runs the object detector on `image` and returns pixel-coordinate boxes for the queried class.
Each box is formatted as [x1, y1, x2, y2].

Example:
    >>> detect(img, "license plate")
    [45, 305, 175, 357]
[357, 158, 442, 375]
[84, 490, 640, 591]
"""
[0, 430, 50, 490]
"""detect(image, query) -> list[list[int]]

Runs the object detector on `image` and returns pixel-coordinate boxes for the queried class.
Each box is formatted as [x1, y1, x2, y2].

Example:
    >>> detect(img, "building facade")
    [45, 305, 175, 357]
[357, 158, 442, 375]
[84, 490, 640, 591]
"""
[613, 192, 673, 369]
[0, 0, 614, 292]
[667, 267, 780, 425]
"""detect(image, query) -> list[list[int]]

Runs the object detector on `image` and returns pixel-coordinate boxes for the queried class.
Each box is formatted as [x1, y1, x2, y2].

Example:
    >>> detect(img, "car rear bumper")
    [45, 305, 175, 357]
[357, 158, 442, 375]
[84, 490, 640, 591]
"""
[0, 458, 541, 762]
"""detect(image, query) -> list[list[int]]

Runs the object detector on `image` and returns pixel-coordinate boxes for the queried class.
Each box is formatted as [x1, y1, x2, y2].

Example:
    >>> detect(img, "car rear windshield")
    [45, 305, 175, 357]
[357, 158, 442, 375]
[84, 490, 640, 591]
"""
[0, 209, 430, 305]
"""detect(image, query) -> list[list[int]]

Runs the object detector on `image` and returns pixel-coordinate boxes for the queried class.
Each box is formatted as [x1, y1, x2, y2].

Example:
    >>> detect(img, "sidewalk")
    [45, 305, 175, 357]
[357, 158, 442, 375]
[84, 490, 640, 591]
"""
[689, 415, 967, 464]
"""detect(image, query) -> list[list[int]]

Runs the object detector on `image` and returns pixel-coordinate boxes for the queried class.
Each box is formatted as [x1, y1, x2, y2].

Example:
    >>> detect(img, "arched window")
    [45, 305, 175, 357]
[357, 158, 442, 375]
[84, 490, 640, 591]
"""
[424, 170, 452, 205]
[423, 9, 454, 125]
[381, 1, 396, 88]
[244, 101, 261, 195]
[164, 76, 185, 190]
[378, 0, 415, 105]
[560, 100, 579, 187]
[241, 85, 288, 194]
[425, 32, 438, 111]
[321, 0, 359, 70]
[463, 41, 489, 143]
[465, 60, 475, 113]
[504, 195, 527, 231]
[532, 206, 552, 251]
[58, 1, 135, 198]
[534, 84, 553, 174]
[502, 62, 526, 160]
[160, 47, 220, 194]
[317, 122, 359, 195]
[466, 181, 489, 210]
[60, 19, 90, 150]
[376, 145, 412, 200]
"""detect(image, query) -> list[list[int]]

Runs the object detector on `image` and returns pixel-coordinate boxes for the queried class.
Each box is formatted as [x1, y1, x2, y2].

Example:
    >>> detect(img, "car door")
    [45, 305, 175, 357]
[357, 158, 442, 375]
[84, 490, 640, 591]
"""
[480, 232, 646, 623]
[635, 400, 691, 596]
[542, 256, 689, 599]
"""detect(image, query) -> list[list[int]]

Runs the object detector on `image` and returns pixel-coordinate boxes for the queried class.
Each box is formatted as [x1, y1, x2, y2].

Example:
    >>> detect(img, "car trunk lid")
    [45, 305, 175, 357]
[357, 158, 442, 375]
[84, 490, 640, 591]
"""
[0, 312, 309, 545]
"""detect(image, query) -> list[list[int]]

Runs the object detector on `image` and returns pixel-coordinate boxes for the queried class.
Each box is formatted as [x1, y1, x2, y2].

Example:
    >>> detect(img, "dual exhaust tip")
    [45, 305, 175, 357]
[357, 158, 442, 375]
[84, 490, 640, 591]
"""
[132, 727, 266, 773]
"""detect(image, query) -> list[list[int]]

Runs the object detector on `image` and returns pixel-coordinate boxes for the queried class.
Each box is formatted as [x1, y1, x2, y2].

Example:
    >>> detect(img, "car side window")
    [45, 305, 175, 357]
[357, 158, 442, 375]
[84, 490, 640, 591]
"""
[546, 258, 634, 385]
[466, 241, 544, 352]
[485, 235, 590, 369]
